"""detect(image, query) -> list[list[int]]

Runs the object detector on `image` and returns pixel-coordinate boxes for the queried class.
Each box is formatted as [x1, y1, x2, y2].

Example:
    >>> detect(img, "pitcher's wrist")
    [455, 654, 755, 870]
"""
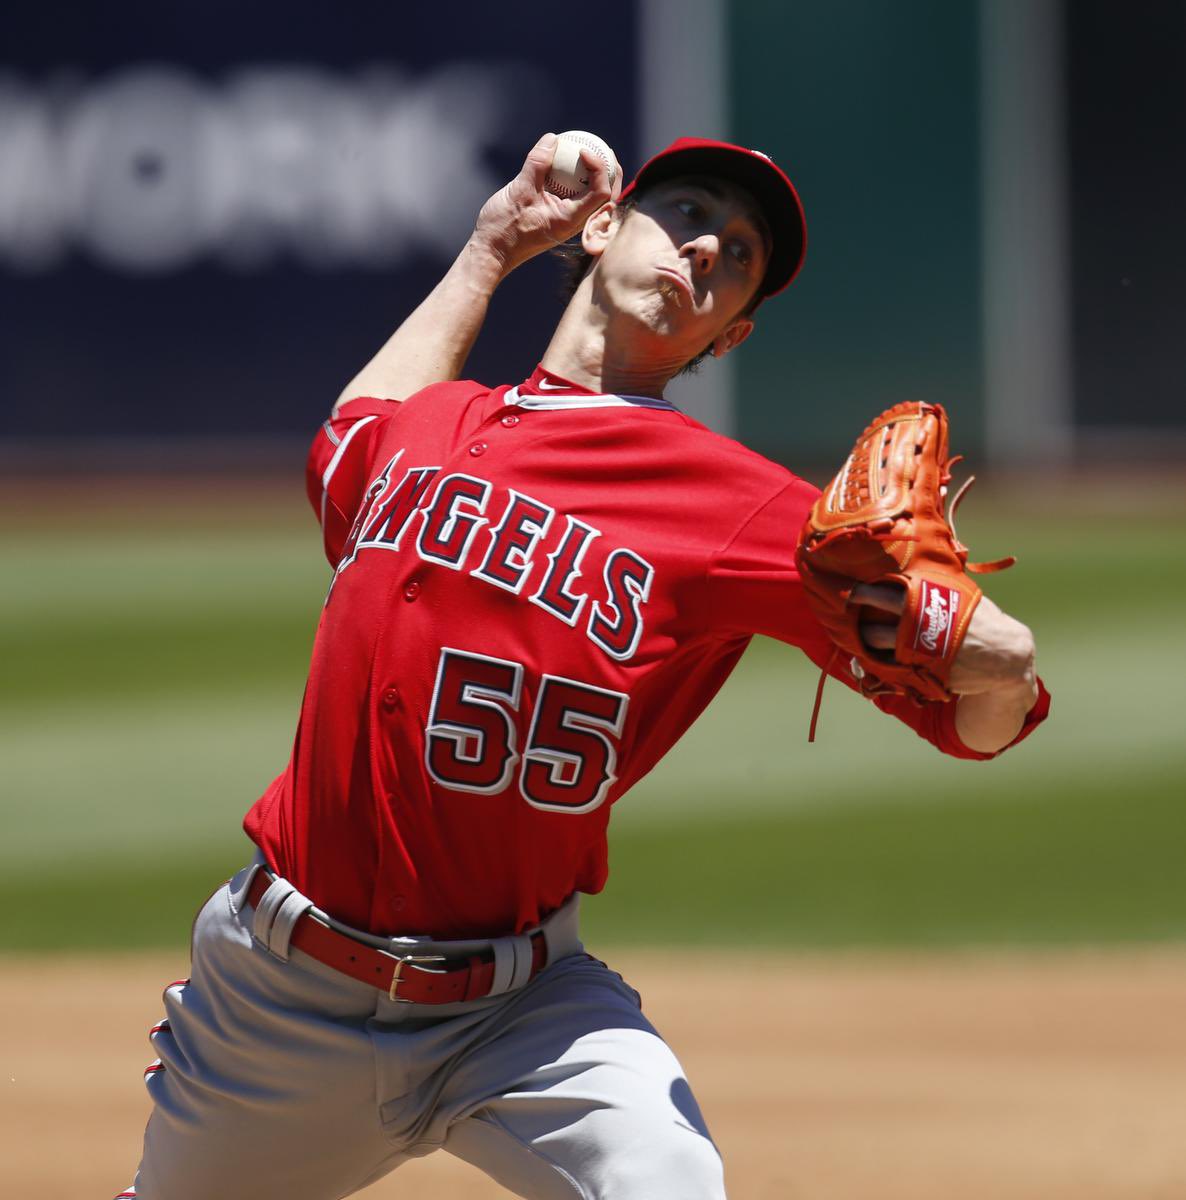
[463, 231, 518, 289]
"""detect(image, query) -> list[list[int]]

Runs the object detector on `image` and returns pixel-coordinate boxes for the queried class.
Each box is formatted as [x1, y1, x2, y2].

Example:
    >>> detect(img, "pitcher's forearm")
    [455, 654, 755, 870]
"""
[333, 238, 508, 413]
[954, 675, 1039, 754]
[333, 133, 616, 414]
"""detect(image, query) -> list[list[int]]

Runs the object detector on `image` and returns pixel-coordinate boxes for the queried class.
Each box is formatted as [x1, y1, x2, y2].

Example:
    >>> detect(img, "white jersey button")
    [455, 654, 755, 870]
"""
[501, 414, 520, 428]
[469, 441, 488, 456]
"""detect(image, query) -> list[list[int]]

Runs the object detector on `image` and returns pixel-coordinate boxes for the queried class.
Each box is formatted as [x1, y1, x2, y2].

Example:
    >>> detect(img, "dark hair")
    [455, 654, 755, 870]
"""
[549, 194, 762, 377]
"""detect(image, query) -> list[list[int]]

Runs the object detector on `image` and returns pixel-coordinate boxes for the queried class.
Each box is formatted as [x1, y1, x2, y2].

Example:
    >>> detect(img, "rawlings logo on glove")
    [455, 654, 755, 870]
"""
[915, 581, 957, 656]
[795, 401, 1014, 737]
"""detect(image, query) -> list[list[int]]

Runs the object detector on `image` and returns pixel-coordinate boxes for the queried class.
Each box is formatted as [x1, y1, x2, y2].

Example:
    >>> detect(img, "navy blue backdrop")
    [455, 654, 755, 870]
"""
[0, 2, 639, 443]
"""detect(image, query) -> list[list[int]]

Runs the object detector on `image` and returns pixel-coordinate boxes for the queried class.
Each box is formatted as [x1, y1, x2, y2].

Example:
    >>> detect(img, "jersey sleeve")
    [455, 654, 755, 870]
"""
[306, 397, 399, 567]
[705, 478, 1051, 760]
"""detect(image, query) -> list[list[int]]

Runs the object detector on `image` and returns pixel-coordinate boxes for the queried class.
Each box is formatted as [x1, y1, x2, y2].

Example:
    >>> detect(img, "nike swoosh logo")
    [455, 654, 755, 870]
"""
[535, 379, 571, 391]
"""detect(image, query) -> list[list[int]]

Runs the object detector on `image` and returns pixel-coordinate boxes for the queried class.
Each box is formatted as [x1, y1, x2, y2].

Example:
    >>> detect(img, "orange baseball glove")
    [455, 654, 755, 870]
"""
[795, 401, 1013, 729]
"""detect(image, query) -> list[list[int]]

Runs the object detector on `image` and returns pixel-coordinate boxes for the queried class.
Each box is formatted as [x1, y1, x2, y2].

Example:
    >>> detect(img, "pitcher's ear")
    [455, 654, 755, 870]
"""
[581, 203, 620, 258]
[711, 317, 755, 358]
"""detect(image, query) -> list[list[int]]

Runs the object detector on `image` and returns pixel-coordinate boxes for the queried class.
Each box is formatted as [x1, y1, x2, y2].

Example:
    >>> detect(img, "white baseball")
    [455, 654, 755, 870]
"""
[544, 130, 619, 200]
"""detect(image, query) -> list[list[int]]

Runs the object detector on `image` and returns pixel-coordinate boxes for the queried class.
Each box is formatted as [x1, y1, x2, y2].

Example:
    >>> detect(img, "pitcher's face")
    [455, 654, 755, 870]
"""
[584, 175, 771, 360]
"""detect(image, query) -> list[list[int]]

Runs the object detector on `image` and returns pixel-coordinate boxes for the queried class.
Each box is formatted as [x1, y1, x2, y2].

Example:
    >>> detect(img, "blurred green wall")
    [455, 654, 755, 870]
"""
[730, 0, 983, 462]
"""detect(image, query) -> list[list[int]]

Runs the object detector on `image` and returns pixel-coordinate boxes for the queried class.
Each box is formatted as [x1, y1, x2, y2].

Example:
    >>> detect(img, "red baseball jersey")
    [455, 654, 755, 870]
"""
[244, 367, 1049, 937]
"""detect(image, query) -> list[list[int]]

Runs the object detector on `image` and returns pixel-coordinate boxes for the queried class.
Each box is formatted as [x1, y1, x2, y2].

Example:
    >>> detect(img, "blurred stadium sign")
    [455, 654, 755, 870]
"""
[0, 64, 529, 273]
[0, 3, 639, 448]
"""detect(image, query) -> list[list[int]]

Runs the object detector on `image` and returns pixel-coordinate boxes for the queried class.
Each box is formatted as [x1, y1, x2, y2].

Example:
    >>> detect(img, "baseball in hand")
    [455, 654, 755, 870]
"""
[544, 131, 619, 200]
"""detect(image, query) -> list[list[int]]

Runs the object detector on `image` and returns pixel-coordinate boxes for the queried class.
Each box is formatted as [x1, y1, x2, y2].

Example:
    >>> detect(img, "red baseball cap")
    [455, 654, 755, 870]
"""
[617, 137, 807, 298]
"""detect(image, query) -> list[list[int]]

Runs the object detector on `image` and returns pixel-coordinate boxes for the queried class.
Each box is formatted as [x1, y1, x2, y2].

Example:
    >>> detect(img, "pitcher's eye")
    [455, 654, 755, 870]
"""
[730, 241, 753, 268]
[676, 199, 705, 221]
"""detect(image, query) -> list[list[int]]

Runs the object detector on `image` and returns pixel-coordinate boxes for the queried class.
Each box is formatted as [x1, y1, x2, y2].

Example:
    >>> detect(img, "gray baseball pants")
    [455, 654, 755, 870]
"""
[119, 861, 726, 1199]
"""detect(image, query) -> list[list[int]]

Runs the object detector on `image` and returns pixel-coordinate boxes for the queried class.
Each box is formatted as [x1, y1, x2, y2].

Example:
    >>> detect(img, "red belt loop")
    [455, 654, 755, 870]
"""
[245, 870, 549, 1005]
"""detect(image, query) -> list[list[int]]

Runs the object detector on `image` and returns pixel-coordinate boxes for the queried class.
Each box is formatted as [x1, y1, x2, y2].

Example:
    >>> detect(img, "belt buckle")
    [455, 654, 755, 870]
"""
[387, 953, 447, 1003]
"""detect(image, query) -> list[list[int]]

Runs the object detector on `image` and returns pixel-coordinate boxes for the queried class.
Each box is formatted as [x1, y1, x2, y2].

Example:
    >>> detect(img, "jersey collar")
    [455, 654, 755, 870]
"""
[506, 365, 680, 412]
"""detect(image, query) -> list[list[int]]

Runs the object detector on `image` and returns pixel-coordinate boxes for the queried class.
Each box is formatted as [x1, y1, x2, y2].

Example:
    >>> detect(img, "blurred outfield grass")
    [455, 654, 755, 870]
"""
[1, 476, 1183, 952]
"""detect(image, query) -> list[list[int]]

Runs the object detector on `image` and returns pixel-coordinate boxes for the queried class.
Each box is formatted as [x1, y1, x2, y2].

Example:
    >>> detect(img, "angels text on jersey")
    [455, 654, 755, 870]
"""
[334, 453, 655, 663]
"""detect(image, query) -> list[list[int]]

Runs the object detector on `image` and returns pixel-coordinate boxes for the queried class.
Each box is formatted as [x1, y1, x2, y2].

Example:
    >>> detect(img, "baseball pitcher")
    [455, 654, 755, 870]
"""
[116, 132, 1049, 1200]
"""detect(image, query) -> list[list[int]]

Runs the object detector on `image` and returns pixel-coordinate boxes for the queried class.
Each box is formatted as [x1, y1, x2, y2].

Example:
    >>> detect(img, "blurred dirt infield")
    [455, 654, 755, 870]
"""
[4, 949, 1185, 1199]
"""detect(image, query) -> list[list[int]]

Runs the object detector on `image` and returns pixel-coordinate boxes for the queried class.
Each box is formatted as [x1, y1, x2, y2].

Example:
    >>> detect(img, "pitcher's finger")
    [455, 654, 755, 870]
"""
[850, 581, 906, 614]
[859, 621, 898, 652]
[522, 132, 559, 187]
[574, 146, 615, 207]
